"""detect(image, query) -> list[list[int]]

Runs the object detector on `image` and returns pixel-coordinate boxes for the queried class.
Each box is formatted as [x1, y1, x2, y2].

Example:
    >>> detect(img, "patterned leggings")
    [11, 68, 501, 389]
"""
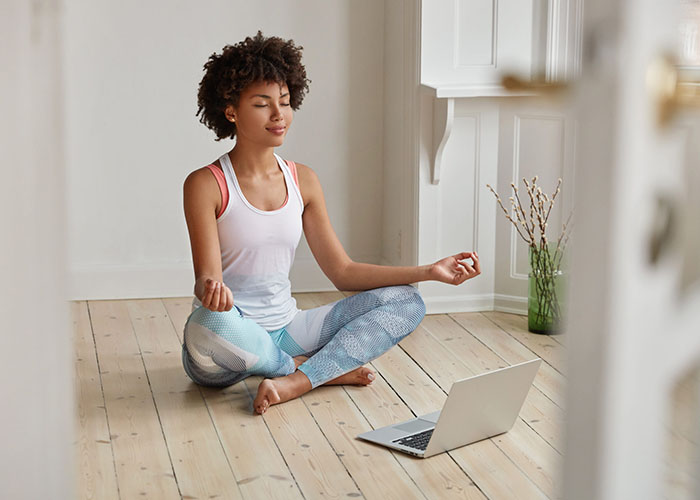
[181, 285, 426, 389]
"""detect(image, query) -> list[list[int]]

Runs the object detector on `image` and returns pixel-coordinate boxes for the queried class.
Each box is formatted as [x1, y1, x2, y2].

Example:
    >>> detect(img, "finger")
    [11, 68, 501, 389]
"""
[473, 256, 481, 274]
[455, 263, 469, 281]
[217, 283, 227, 312]
[202, 279, 215, 308]
[458, 255, 475, 266]
[459, 262, 475, 274]
[221, 286, 233, 312]
[224, 287, 234, 311]
[212, 282, 221, 311]
[456, 251, 473, 261]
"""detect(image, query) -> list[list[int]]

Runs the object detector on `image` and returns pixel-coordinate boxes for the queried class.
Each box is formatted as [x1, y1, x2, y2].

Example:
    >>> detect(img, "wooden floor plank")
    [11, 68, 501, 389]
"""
[482, 312, 565, 375]
[126, 299, 243, 500]
[346, 364, 488, 499]
[497, 312, 568, 348]
[161, 296, 304, 500]
[78, 294, 566, 500]
[398, 321, 563, 497]
[161, 296, 194, 344]
[88, 300, 180, 499]
[72, 301, 120, 500]
[405, 327, 561, 497]
[373, 343, 550, 500]
[200, 381, 304, 500]
[302, 385, 426, 500]
[243, 377, 363, 499]
[417, 316, 564, 452]
[449, 313, 566, 409]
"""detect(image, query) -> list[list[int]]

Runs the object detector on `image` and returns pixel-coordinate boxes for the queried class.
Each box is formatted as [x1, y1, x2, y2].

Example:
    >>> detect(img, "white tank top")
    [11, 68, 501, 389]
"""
[193, 152, 304, 331]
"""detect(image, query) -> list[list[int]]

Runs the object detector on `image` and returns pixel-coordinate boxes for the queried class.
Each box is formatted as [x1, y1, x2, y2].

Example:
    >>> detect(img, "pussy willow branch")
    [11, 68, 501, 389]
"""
[486, 184, 531, 244]
[523, 178, 537, 239]
[488, 177, 572, 268]
[510, 195, 535, 243]
[511, 182, 534, 241]
[544, 178, 562, 226]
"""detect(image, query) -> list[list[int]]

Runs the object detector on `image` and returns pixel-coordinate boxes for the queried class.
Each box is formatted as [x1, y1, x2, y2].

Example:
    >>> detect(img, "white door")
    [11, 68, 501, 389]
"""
[564, 0, 700, 499]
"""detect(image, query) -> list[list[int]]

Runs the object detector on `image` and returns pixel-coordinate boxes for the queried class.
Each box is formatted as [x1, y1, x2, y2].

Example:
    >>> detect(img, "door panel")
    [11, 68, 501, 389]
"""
[563, 0, 700, 499]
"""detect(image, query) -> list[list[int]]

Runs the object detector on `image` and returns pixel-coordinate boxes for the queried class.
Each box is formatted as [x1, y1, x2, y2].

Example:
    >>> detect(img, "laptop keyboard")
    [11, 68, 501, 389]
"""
[393, 428, 434, 451]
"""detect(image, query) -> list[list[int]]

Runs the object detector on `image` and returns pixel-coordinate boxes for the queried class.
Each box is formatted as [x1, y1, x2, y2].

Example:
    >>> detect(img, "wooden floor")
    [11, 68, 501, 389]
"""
[73, 291, 566, 500]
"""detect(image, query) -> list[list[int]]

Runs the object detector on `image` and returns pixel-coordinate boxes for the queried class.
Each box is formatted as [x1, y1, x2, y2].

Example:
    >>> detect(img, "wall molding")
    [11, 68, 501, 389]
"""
[472, 112, 482, 252]
[509, 113, 566, 280]
[453, 0, 499, 69]
[546, 0, 584, 79]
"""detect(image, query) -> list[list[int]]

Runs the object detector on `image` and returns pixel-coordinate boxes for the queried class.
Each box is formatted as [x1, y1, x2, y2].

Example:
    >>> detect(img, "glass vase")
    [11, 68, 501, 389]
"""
[528, 244, 567, 335]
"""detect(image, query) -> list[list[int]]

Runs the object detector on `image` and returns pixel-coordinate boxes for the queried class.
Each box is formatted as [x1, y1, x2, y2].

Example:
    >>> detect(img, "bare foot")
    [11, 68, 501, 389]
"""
[253, 371, 312, 414]
[293, 355, 375, 386]
[324, 366, 375, 386]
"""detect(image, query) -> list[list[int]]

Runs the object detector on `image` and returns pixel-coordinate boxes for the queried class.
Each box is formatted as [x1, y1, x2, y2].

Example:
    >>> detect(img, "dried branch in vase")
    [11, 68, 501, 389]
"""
[487, 176, 574, 334]
[486, 176, 574, 268]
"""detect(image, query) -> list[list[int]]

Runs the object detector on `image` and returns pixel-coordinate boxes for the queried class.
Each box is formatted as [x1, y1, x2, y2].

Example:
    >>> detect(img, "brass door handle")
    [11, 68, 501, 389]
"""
[501, 74, 570, 95]
[647, 55, 700, 126]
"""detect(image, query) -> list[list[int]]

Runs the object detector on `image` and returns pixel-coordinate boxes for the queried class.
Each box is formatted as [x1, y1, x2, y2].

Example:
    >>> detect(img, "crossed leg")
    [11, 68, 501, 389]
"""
[253, 285, 426, 414]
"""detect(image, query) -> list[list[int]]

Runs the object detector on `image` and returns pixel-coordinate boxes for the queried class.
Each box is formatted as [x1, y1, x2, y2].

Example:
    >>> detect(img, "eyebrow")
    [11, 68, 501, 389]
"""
[250, 92, 290, 99]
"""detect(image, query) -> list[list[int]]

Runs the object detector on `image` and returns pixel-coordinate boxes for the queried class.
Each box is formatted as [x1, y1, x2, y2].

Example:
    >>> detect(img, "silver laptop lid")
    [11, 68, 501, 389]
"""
[423, 358, 542, 457]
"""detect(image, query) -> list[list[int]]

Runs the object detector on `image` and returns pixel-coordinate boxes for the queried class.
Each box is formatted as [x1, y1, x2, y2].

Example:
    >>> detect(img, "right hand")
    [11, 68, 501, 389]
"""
[200, 278, 234, 312]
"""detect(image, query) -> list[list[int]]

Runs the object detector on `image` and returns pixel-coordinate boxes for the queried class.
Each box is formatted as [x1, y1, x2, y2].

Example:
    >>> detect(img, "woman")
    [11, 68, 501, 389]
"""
[182, 32, 481, 415]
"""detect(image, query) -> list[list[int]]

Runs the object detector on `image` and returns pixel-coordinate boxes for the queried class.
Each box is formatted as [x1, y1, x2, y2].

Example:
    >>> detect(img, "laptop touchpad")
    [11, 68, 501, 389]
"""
[394, 419, 434, 433]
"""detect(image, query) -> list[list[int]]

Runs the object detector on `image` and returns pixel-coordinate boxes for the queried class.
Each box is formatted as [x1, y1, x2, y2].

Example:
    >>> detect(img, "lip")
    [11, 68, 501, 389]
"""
[266, 126, 286, 135]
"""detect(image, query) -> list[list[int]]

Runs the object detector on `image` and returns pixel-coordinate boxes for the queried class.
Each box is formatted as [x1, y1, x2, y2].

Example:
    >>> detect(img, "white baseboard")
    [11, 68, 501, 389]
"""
[420, 292, 495, 314]
[493, 293, 528, 315]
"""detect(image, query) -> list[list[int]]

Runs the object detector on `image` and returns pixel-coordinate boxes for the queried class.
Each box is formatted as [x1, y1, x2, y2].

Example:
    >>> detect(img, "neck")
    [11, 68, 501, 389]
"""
[228, 142, 278, 178]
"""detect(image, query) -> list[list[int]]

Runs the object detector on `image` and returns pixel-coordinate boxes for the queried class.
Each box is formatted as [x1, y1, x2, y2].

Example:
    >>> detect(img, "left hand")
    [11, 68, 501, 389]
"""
[428, 251, 481, 285]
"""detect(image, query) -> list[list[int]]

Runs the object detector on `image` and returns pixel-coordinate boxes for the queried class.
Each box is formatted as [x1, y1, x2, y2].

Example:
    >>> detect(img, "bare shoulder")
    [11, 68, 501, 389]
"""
[294, 162, 322, 208]
[183, 165, 221, 214]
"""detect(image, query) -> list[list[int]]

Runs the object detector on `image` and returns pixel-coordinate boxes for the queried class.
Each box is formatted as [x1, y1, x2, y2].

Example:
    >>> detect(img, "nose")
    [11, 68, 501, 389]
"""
[271, 103, 284, 121]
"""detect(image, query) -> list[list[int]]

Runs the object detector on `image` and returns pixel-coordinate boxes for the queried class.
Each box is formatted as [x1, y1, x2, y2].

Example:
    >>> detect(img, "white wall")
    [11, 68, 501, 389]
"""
[64, 0, 385, 299]
[1, 1, 73, 498]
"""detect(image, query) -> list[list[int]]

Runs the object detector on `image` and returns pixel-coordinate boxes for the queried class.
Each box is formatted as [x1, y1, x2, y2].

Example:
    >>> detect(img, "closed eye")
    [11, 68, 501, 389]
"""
[254, 103, 291, 107]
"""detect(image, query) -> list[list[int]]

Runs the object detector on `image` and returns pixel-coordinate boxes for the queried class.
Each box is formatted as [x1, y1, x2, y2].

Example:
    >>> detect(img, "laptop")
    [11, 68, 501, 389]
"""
[357, 358, 542, 458]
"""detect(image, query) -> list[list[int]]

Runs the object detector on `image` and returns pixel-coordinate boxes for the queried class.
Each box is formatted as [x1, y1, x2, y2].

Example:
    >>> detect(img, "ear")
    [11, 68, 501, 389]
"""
[224, 105, 236, 123]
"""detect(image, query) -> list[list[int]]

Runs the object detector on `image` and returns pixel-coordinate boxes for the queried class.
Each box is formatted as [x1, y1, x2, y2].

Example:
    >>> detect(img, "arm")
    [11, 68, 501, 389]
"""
[183, 168, 234, 311]
[298, 163, 481, 291]
[338, 253, 481, 291]
[337, 262, 432, 290]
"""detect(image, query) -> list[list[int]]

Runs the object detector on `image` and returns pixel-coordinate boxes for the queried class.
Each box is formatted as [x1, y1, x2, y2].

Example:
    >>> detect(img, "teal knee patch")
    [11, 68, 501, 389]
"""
[268, 327, 307, 357]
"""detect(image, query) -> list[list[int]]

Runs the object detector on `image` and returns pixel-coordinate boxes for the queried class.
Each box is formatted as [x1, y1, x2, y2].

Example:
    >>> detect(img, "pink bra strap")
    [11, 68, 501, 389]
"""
[205, 164, 228, 218]
[285, 160, 299, 188]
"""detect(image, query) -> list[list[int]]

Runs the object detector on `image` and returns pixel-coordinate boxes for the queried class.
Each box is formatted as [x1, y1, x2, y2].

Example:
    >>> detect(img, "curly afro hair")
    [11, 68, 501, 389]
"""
[196, 31, 311, 141]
